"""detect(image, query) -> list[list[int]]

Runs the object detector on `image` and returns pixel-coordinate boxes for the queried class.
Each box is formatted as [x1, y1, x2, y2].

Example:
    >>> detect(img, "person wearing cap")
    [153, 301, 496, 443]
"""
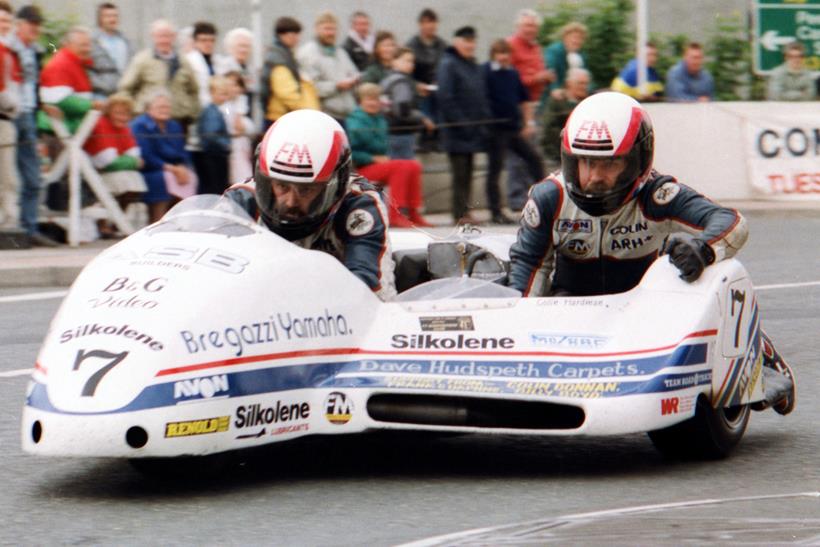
[436, 25, 492, 225]
[8, 5, 58, 245]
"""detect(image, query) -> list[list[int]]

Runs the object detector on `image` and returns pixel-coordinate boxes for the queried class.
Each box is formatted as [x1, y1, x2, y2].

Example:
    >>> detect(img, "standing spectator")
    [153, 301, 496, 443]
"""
[260, 17, 319, 130]
[297, 11, 359, 124]
[483, 39, 544, 225]
[131, 90, 197, 223]
[508, 9, 554, 103]
[437, 26, 492, 225]
[544, 22, 589, 100]
[0, 0, 14, 42]
[361, 31, 396, 84]
[406, 8, 447, 151]
[216, 28, 256, 117]
[89, 2, 132, 100]
[118, 19, 199, 130]
[342, 11, 374, 72]
[0, 1, 21, 230]
[186, 21, 218, 108]
[767, 42, 816, 101]
[195, 75, 232, 195]
[611, 43, 664, 101]
[8, 5, 57, 245]
[82, 93, 146, 237]
[38, 27, 100, 134]
[221, 71, 254, 182]
[541, 67, 590, 164]
[380, 47, 434, 159]
[665, 42, 714, 102]
[346, 83, 429, 228]
[506, 9, 552, 212]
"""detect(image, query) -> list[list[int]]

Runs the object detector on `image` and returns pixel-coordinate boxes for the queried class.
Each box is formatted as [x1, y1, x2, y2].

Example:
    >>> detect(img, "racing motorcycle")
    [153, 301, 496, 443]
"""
[22, 195, 782, 466]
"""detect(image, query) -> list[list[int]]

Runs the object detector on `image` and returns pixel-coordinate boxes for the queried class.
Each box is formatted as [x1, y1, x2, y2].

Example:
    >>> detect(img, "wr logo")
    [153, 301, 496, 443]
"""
[661, 397, 680, 415]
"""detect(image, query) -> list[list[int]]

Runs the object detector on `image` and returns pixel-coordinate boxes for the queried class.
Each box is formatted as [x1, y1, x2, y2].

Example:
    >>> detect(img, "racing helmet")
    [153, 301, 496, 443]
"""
[561, 92, 654, 216]
[254, 109, 351, 240]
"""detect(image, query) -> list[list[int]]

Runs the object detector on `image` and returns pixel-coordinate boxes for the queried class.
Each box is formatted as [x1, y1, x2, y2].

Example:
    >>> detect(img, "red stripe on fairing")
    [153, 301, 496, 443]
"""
[34, 362, 47, 375]
[315, 130, 344, 182]
[155, 329, 718, 378]
[614, 106, 644, 155]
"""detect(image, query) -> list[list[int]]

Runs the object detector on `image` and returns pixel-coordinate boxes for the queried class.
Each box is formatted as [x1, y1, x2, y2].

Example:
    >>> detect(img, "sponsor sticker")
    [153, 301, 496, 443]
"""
[660, 394, 695, 416]
[522, 199, 540, 228]
[391, 334, 514, 350]
[529, 332, 609, 349]
[653, 182, 680, 205]
[419, 316, 474, 332]
[165, 416, 230, 438]
[557, 219, 593, 233]
[88, 276, 167, 310]
[325, 392, 354, 425]
[234, 401, 311, 429]
[174, 374, 229, 401]
[59, 323, 164, 351]
[126, 246, 249, 274]
[346, 209, 375, 236]
[564, 239, 591, 257]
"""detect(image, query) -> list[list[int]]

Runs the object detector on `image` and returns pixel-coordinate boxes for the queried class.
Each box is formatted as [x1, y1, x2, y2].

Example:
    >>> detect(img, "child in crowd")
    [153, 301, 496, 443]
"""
[380, 47, 435, 159]
[195, 75, 232, 194]
[83, 93, 147, 236]
[222, 71, 254, 182]
[345, 83, 430, 228]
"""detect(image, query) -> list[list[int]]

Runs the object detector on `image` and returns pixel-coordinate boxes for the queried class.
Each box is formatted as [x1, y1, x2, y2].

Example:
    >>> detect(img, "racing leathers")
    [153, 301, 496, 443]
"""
[225, 176, 397, 301]
[509, 171, 748, 296]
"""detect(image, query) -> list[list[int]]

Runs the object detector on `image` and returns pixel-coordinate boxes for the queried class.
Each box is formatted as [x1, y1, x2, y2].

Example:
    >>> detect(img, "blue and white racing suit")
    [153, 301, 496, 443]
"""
[225, 177, 397, 301]
[509, 171, 749, 296]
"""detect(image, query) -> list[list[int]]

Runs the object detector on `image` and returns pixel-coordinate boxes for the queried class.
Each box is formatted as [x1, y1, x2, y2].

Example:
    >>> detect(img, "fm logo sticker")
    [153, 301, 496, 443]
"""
[346, 209, 375, 236]
[325, 391, 353, 425]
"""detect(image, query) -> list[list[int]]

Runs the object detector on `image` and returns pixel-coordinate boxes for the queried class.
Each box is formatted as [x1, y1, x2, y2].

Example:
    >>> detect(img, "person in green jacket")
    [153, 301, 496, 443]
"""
[543, 22, 589, 103]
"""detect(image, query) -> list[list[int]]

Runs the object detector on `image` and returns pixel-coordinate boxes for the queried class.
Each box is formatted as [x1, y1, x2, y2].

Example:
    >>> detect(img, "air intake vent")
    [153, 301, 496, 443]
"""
[367, 394, 584, 430]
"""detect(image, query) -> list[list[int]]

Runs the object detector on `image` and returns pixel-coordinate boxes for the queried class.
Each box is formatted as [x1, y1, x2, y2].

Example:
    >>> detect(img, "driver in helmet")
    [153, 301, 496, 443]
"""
[509, 91, 795, 415]
[225, 109, 396, 300]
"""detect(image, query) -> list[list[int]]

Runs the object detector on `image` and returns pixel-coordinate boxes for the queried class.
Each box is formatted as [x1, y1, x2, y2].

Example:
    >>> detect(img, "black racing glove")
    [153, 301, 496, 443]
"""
[660, 233, 716, 282]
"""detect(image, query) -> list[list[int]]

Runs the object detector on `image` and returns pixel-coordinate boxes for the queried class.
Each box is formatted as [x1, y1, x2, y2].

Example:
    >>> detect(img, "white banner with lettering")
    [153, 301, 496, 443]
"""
[745, 114, 820, 199]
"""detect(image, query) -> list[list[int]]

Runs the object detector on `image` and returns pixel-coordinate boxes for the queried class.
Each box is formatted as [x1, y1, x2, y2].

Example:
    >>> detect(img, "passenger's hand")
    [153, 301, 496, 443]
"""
[660, 233, 715, 282]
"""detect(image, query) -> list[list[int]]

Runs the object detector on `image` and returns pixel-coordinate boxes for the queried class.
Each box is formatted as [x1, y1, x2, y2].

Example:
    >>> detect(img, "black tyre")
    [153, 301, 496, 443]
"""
[648, 395, 750, 460]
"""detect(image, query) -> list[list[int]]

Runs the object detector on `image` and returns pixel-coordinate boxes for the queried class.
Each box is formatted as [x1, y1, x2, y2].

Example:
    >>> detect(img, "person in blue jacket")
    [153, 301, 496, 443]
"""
[130, 89, 197, 222]
[665, 42, 714, 102]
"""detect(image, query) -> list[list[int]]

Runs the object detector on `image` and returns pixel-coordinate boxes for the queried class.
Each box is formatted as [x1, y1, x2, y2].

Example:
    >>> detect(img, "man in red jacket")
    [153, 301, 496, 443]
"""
[0, 24, 22, 229]
[39, 26, 102, 134]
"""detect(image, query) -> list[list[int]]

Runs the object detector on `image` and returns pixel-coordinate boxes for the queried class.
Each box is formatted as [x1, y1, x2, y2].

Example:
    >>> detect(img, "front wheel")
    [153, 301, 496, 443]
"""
[648, 395, 750, 459]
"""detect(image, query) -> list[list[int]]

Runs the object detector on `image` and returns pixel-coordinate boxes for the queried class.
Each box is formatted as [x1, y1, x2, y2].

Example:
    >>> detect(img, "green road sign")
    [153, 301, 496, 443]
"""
[755, 0, 820, 74]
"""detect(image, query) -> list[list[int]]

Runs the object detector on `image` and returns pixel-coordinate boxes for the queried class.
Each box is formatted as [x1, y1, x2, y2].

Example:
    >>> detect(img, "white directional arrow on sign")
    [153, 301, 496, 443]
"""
[761, 30, 796, 51]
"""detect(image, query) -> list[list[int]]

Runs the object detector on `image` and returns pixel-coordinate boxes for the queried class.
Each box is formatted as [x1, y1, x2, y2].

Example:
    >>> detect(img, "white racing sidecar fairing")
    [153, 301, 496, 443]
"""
[22, 196, 770, 460]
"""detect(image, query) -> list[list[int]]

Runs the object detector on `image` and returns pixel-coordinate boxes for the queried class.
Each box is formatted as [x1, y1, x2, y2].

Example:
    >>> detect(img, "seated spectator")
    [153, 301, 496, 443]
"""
[665, 42, 714, 102]
[541, 67, 590, 164]
[131, 90, 197, 223]
[83, 93, 146, 237]
[544, 22, 589, 101]
[611, 42, 664, 101]
[118, 19, 200, 131]
[261, 16, 319, 129]
[195, 75, 232, 194]
[361, 31, 396, 84]
[89, 2, 132, 100]
[297, 11, 360, 124]
[483, 39, 544, 224]
[380, 47, 434, 159]
[222, 71, 254, 182]
[38, 26, 101, 133]
[342, 10, 374, 71]
[767, 42, 816, 101]
[346, 83, 430, 228]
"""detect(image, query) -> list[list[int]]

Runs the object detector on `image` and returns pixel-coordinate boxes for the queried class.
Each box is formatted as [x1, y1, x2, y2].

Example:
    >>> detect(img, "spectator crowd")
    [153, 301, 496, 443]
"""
[0, 2, 817, 244]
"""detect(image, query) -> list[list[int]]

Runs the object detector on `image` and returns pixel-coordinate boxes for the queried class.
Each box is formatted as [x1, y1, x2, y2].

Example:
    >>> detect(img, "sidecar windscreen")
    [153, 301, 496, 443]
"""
[147, 195, 256, 237]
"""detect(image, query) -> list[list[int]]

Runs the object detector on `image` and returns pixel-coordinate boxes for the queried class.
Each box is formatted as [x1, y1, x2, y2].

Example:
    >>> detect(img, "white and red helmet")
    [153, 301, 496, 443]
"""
[561, 91, 654, 216]
[254, 109, 351, 240]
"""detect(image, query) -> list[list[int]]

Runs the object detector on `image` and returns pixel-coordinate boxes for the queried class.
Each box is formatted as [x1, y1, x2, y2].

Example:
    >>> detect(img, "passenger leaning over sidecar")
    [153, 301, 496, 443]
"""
[509, 91, 795, 415]
[224, 109, 397, 301]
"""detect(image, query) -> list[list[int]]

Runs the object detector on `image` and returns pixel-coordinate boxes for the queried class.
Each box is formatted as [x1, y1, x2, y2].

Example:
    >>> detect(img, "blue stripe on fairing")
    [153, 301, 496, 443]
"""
[27, 343, 708, 415]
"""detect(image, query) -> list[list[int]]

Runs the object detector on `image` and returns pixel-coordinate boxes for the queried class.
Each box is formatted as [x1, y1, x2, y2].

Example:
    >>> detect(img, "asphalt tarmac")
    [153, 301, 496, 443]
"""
[1, 210, 818, 546]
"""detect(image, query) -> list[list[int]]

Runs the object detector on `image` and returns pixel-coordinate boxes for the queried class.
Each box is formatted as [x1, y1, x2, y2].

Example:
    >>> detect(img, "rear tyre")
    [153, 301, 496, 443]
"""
[648, 395, 750, 460]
